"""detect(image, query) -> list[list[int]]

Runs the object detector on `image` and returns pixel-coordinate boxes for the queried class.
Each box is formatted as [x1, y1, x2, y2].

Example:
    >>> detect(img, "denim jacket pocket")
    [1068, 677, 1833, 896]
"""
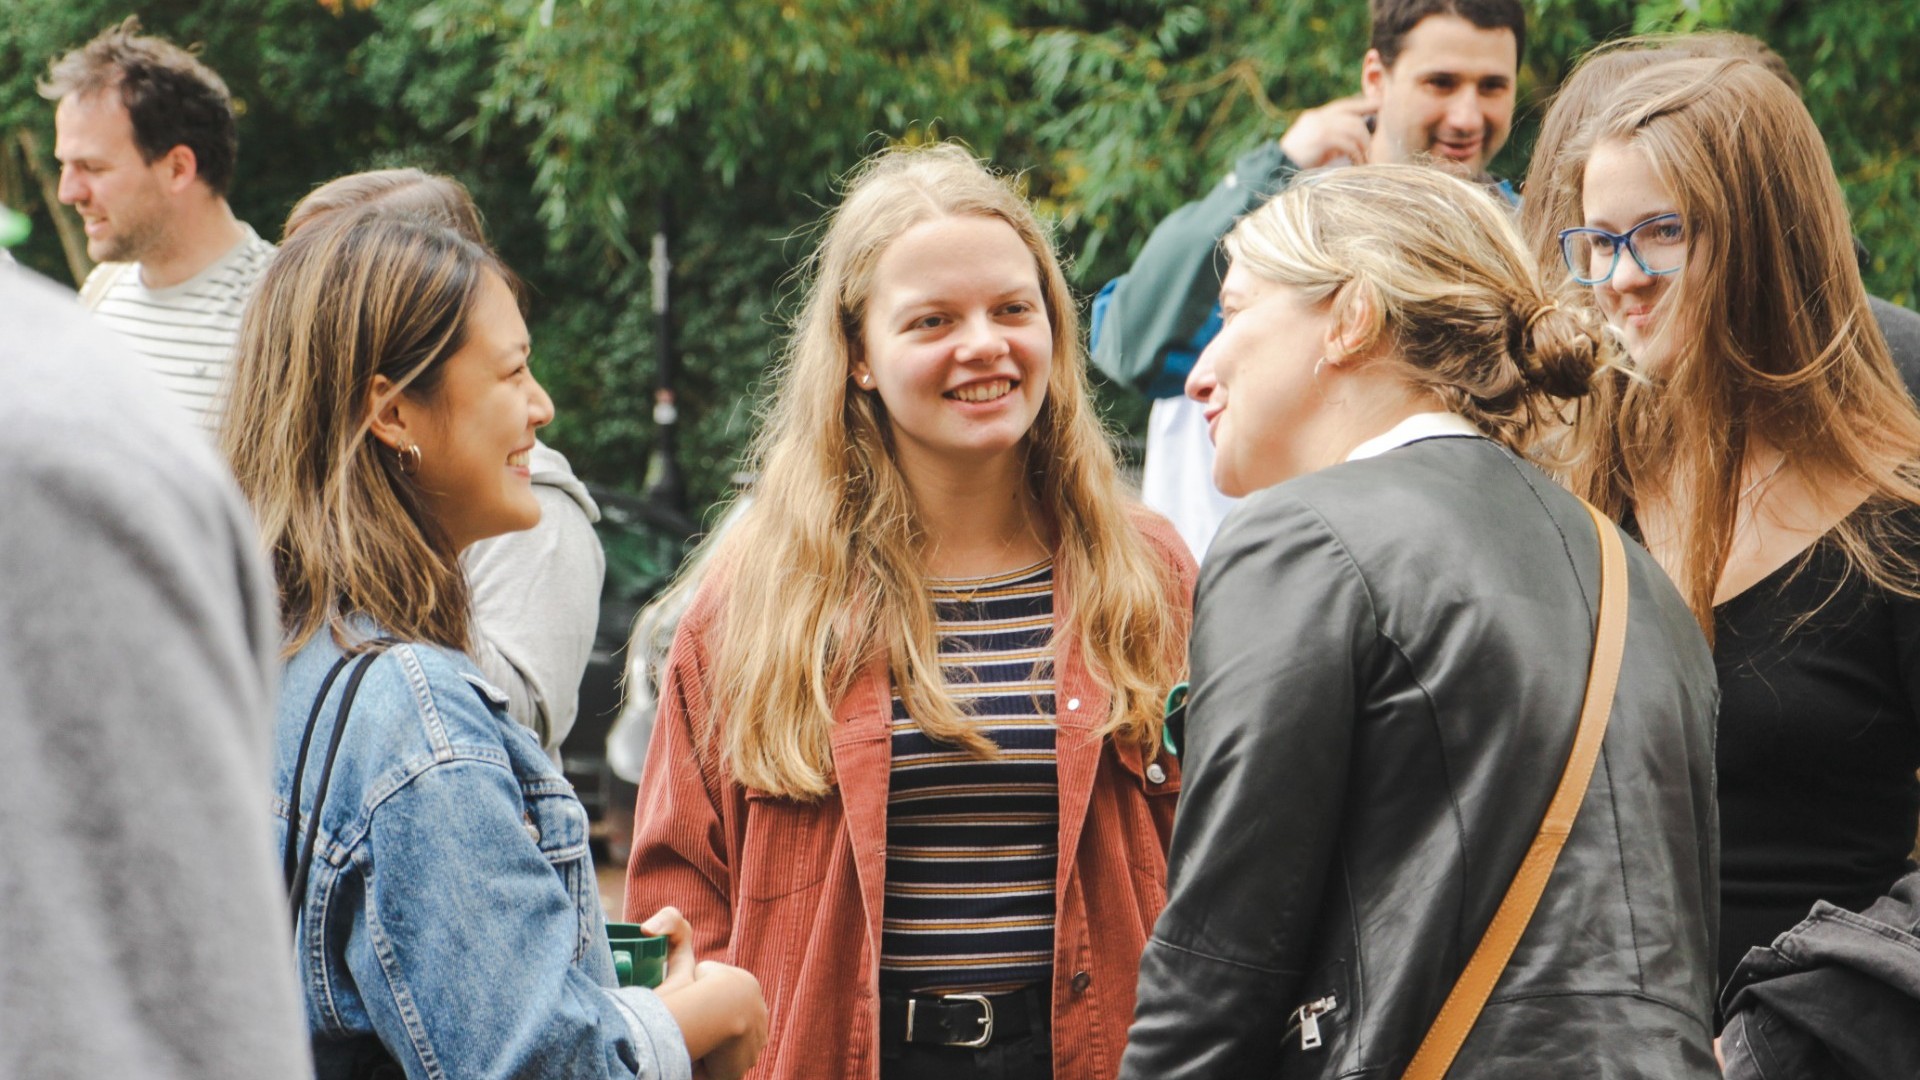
[521, 779, 596, 962]
[521, 779, 590, 862]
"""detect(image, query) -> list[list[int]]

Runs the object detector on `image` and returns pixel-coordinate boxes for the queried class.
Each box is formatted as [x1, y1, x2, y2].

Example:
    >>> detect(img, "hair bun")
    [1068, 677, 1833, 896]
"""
[1520, 300, 1603, 399]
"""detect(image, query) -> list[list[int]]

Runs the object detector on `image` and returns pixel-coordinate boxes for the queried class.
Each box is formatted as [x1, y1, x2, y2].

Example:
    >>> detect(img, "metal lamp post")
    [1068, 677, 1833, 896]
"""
[642, 193, 685, 512]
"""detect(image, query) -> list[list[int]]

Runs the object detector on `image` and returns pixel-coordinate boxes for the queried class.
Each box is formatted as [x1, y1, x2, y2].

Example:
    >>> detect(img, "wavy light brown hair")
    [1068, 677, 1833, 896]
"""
[1556, 58, 1920, 631]
[696, 144, 1187, 799]
[1520, 32, 1796, 289]
[284, 167, 488, 244]
[1226, 163, 1604, 452]
[222, 209, 508, 656]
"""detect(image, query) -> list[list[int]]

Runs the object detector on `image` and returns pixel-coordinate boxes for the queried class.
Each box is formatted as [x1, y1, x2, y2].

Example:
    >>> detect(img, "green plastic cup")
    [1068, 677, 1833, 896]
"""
[605, 922, 669, 989]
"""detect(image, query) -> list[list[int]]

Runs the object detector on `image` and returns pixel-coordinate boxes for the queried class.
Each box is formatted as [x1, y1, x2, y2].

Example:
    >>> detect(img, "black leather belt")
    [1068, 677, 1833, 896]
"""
[880, 987, 1046, 1048]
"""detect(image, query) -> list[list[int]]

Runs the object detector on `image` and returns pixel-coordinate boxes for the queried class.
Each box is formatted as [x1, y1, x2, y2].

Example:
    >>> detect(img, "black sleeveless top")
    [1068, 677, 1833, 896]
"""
[1712, 509, 1920, 990]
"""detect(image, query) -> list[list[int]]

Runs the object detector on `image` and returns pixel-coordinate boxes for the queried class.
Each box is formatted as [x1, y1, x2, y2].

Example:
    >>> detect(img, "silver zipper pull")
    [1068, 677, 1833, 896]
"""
[1292, 995, 1337, 1050]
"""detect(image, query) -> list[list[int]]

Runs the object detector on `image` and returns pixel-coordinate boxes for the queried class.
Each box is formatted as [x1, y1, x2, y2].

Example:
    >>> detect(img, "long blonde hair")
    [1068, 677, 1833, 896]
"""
[698, 144, 1186, 799]
[222, 209, 507, 655]
[1557, 58, 1920, 632]
[1226, 164, 1604, 451]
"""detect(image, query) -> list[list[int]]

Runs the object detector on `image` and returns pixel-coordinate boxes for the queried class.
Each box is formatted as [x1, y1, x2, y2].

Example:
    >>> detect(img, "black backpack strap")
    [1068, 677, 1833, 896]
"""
[286, 640, 396, 928]
[283, 653, 357, 892]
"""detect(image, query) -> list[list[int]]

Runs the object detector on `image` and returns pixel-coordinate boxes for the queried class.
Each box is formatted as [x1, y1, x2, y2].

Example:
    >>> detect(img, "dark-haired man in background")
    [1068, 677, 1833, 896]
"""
[45, 19, 274, 432]
[1092, 0, 1526, 558]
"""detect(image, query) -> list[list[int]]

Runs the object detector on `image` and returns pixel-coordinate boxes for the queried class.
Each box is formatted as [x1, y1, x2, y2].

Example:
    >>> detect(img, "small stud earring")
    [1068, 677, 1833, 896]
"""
[859, 374, 872, 387]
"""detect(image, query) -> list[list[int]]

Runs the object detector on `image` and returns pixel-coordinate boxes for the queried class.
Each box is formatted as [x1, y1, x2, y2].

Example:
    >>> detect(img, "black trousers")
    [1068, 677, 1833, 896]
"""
[879, 1030, 1052, 1080]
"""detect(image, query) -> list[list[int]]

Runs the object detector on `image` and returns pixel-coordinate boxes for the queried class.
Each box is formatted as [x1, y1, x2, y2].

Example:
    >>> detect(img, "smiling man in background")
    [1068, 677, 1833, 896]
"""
[44, 18, 274, 432]
[1091, 0, 1524, 558]
[1356, 0, 1519, 174]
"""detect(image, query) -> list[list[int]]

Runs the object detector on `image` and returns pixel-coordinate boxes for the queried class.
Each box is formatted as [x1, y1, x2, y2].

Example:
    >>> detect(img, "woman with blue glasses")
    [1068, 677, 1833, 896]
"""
[1553, 56, 1920, 1017]
[1558, 212, 1685, 289]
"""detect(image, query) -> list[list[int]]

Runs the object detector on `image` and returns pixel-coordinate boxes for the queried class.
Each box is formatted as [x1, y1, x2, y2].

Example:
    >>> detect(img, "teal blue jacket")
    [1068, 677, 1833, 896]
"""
[1091, 142, 1516, 398]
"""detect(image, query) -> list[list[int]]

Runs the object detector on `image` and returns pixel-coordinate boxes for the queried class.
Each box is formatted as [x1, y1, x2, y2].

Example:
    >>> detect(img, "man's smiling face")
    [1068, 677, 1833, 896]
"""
[54, 89, 173, 264]
[1363, 13, 1518, 177]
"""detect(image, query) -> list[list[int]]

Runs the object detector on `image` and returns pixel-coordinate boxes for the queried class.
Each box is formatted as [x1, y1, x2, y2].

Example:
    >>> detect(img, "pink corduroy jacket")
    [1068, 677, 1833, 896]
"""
[625, 514, 1196, 1080]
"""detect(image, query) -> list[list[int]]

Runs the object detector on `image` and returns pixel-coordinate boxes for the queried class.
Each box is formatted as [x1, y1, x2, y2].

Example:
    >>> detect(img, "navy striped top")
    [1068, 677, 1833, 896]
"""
[879, 559, 1059, 995]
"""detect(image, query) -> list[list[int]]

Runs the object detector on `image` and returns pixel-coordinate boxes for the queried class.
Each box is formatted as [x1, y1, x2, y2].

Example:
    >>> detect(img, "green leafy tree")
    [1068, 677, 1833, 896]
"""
[1, 0, 453, 279]
[6, 0, 1916, 523]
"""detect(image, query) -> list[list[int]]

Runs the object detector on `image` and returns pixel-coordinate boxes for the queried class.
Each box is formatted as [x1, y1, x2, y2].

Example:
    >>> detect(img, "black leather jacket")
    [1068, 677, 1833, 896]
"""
[1121, 437, 1721, 1079]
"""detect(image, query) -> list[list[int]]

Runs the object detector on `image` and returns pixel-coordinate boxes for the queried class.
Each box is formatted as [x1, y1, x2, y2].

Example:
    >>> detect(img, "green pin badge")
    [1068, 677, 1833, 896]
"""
[1162, 681, 1190, 758]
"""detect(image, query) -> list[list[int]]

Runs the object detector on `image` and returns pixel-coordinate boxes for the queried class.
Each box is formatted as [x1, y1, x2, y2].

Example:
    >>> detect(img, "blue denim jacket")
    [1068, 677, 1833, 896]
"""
[273, 630, 691, 1080]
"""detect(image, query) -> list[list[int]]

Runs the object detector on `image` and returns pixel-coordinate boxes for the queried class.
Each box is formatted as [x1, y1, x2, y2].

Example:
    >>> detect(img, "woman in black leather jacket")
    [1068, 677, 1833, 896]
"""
[1118, 165, 1721, 1079]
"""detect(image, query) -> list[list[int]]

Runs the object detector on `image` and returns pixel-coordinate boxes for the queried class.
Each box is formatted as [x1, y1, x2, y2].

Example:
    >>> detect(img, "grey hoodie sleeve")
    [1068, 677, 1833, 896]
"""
[464, 442, 606, 751]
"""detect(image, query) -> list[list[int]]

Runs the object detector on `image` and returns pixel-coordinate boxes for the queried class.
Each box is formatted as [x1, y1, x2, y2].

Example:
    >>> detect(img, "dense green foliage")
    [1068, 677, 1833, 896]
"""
[6, 0, 1917, 523]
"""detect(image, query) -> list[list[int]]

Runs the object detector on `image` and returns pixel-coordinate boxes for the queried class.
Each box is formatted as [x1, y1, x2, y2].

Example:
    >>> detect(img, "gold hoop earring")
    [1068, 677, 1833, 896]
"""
[1312, 356, 1330, 379]
[396, 442, 422, 476]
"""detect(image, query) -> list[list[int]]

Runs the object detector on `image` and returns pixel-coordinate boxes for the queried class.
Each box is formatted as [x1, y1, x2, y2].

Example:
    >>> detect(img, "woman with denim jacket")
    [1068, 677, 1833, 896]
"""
[221, 206, 766, 1080]
[623, 145, 1195, 1080]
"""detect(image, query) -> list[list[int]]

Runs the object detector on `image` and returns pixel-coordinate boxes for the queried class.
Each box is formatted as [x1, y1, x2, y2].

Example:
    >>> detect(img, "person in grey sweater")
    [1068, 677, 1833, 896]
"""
[464, 441, 605, 751]
[0, 267, 312, 1078]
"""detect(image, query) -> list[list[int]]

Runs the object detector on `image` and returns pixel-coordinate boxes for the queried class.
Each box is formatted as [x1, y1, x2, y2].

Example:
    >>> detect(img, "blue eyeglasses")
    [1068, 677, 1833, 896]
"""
[1558, 213, 1687, 286]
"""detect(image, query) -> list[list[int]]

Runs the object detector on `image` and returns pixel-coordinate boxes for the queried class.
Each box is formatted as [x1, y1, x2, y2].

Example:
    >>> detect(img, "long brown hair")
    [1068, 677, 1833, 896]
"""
[1520, 32, 1798, 290]
[1558, 58, 1920, 631]
[284, 167, 489, 244]
[222, 209, 508, 655]
[695, 144, 1187, 799]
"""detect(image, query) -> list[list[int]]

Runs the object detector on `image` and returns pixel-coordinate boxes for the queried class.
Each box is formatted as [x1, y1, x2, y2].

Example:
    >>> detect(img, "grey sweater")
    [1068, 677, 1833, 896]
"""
[462, 441, 605, 752]
[0, 269, 312, 1078]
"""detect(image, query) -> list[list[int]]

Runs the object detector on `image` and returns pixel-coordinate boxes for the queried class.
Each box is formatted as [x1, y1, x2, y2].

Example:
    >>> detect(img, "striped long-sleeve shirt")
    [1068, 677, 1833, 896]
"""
[880, 559, 1059, 995]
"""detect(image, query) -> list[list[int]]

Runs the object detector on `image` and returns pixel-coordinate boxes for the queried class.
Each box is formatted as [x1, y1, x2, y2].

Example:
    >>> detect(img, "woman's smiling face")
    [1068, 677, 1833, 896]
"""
[853, 214, 1053, 484]
[1582, 139, 1690, 372]
[399, 269, 555, 550]
[1185, 261, 1336, 497]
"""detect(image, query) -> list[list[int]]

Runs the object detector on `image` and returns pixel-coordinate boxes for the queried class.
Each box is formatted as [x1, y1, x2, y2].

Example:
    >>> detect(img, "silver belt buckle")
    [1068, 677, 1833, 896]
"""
[907, 993, 994, 1048]
[944, 993, 994, 1048]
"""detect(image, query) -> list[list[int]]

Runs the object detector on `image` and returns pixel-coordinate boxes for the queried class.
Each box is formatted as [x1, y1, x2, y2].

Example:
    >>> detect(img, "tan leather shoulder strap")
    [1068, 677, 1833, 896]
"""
[1401, 500, 1630, 1080]
[78, 261, 131, 311]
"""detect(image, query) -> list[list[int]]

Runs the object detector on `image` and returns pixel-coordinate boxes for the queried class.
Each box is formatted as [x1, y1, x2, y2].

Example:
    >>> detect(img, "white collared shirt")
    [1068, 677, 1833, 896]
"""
[1344, 411, 1486, 463]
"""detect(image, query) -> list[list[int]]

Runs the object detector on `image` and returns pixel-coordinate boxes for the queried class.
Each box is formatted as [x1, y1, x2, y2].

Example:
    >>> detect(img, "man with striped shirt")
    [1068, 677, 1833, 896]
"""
[45, 19, 274, 432]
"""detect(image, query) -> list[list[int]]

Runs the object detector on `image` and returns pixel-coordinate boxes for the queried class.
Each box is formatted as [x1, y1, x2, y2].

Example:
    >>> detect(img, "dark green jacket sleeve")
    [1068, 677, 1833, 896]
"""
[1092, 141, 1300, 393]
